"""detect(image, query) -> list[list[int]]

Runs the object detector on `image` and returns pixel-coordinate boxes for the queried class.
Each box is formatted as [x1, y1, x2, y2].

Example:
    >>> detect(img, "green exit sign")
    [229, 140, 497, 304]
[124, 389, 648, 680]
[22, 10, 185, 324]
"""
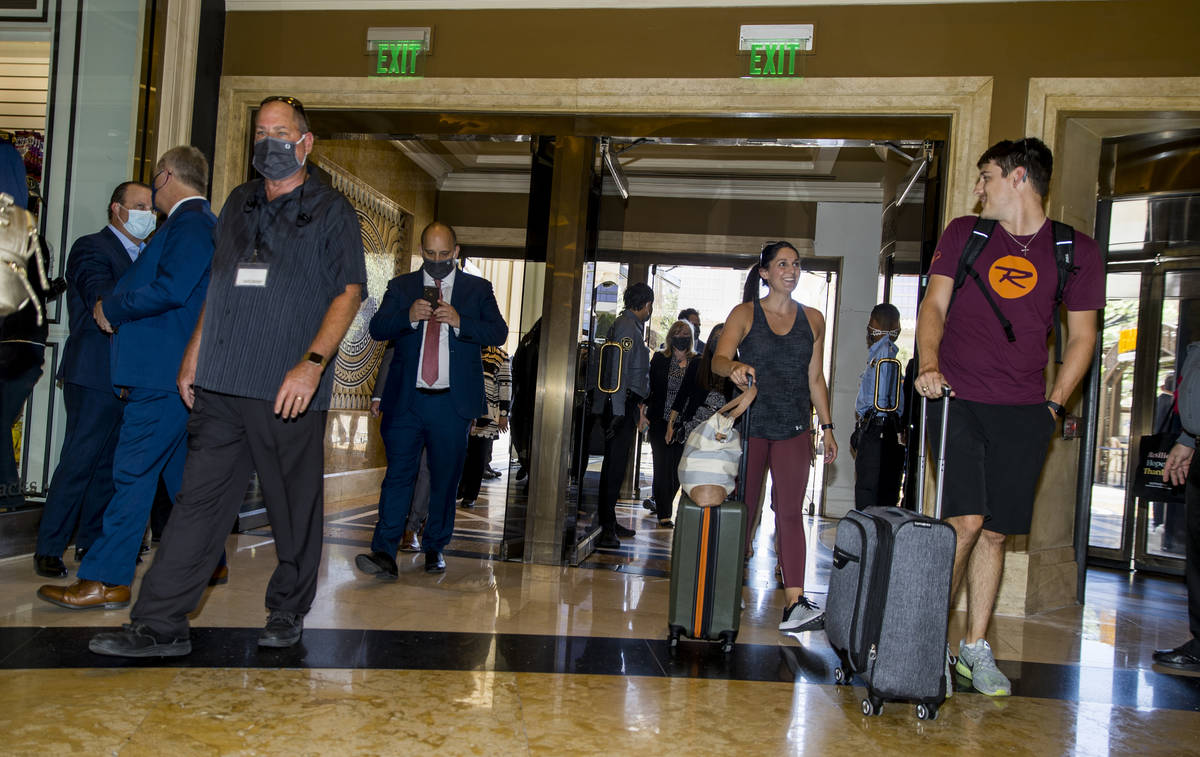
[747, 41, 803, 77]
[375, 40, 423, 77]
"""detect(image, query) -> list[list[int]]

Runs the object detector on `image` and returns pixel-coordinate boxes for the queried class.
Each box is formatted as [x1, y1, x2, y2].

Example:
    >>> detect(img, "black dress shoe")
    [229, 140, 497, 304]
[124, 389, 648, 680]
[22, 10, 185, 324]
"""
[74, 546, 88, 562]
[614, 523, 636, 538]
[89, 623, 191, 658]
[425, 550, 446, 573]
[258, 610, 303, 648]
[597, 529, 621, 549]
[459, 499, 475, 509]
[34, 554, 67, 578]
[355, 551, 398, 580]
[1153, 644, 1200, 671]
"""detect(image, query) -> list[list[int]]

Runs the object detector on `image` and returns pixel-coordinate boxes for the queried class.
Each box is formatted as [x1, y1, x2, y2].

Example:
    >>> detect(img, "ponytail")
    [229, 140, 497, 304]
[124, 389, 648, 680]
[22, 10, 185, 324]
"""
[742, 262, 761, 303]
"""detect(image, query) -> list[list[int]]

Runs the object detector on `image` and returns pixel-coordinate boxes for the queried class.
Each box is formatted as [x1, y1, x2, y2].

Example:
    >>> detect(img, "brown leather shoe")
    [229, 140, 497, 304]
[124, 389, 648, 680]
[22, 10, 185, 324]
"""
[208, 564, 229, 586]
[37, 579, 130, 610]
[400, 529, 421, 552]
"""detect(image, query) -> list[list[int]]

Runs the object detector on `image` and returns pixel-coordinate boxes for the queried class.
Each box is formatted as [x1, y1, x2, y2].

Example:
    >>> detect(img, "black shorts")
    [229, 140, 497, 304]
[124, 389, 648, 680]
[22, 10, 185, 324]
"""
[929, 398, 1057, 535]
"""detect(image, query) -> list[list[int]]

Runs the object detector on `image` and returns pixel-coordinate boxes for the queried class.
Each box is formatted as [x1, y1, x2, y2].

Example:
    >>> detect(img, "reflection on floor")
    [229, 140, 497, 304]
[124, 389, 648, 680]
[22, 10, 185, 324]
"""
[2, 463, 1199, 754]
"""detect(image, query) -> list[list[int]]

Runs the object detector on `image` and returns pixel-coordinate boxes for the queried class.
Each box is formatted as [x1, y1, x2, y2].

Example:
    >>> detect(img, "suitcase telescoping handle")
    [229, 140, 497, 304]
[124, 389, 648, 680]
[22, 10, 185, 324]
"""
[737, 375, 753, 495]
[916, 387, 951, 519]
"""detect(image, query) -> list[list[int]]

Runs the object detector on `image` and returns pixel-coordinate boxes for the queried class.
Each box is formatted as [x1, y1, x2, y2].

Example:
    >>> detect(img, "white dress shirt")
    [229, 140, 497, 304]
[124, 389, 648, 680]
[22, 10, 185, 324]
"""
[414, 267, 457, 390]
[106, 223, 143, 262]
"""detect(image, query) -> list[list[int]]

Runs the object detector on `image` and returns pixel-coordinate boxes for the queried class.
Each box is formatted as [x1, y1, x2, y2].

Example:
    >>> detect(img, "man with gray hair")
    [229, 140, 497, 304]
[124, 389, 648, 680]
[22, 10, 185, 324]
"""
[90, 96, 365, 656]
[37, 146, 215, 610]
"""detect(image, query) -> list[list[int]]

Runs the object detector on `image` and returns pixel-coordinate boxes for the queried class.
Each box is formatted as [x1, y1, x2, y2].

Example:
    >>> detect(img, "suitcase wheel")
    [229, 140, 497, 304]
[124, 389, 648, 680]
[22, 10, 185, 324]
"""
[667, 627, 681, 653]
[861, 696, 883, 717]
[833, 667, 849, 685]
[916, 702, 939, 721]
[719, 631, 734, 654]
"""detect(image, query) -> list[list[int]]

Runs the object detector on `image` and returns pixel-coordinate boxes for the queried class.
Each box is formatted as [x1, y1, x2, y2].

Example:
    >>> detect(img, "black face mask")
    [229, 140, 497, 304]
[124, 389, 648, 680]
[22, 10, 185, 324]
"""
[671, 336, 692, 351]
[423, 258, 455, 280]
[252, 136, 305, 181]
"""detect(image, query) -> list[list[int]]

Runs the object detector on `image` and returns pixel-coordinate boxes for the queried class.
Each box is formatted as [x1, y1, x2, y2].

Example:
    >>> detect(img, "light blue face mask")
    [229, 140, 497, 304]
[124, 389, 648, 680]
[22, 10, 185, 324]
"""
[122, 206, 157, 239]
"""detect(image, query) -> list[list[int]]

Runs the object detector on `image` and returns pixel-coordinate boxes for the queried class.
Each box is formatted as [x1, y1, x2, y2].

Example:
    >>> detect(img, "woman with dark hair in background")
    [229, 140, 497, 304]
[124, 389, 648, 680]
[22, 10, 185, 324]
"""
[668, 323, 734, 445]
[712, 241, 838, 636]
[644, 320, 697, 527]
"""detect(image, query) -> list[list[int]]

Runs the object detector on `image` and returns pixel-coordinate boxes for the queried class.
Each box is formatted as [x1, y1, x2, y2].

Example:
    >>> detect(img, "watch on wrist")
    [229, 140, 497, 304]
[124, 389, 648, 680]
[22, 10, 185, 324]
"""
[820, 423, 835, 431]
[1046, 400, 1066, 418]
[304, 351, 328, 368]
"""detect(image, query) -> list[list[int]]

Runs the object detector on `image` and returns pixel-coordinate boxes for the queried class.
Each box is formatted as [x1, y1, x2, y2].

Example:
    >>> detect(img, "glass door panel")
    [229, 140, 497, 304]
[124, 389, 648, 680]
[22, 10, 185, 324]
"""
[1089, 271, 1143, 554]
[1134, 267, 1200, 572]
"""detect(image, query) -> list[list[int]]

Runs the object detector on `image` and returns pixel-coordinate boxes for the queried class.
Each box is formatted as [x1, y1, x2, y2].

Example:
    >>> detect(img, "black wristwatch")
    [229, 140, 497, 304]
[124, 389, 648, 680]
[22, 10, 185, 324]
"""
[1045, 400, 1066, 418]
[820, 422, 835, 431]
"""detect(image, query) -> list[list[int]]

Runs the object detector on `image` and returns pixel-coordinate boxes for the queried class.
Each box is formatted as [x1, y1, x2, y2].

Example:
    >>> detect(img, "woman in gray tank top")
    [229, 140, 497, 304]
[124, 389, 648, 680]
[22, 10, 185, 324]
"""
[712, 241, 838, 636]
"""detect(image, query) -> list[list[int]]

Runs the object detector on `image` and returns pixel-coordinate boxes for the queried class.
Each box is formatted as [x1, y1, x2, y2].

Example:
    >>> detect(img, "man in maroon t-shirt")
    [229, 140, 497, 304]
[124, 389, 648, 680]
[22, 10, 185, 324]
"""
[914, 138, 1104, 697]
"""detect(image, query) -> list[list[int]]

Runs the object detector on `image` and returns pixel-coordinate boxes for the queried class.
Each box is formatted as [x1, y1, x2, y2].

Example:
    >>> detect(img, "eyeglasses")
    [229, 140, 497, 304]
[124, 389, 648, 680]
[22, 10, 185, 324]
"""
[259, 95, 307, 120]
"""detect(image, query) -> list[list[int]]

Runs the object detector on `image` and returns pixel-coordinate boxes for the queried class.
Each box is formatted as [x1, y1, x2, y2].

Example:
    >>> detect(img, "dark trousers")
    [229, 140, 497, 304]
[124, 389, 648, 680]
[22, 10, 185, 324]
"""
[35, 382, 123, 555]
[647, 420, 682, 520]
[597, 404, 638, 530]
[1185, 455, 1200, 650]
[132, 390, 325, 638]
[78, 387, 188, 586]
[459, 435, 489, 501]
[0, 345, 42, 507]
[371, 391, 470, 556]
[853, 415, 905, 510]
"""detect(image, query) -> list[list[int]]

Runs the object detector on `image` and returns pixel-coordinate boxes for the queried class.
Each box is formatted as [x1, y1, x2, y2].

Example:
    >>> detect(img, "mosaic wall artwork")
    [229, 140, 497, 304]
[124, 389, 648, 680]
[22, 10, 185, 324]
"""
[316, 157, 410, 411]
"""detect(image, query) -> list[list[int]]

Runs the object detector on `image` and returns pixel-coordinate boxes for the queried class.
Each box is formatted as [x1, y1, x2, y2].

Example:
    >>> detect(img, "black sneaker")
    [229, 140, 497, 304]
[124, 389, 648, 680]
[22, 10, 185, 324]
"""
[89, 623, 191, 658]
[259, 610, 303, 648]
[778, 596, 824, 633]
[614, 523, 636, 538]
[597, 529, 621, 549]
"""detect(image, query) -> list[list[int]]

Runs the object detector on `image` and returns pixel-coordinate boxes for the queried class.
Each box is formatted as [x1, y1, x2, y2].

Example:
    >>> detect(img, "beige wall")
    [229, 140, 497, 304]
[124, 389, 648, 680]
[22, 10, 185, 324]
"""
[223, 1, 1200, 143]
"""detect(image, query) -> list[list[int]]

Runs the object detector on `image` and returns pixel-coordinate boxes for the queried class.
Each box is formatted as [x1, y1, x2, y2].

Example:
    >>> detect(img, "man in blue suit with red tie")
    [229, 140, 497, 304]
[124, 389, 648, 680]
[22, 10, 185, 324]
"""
[356, 221, 507, 577]
[33, 181, 152, 578]
[37, 146, 215, 609]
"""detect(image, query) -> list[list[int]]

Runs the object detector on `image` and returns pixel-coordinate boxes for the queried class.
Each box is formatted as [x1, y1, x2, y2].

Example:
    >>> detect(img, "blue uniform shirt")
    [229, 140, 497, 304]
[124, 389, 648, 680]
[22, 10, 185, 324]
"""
[855, 336, 902, 417]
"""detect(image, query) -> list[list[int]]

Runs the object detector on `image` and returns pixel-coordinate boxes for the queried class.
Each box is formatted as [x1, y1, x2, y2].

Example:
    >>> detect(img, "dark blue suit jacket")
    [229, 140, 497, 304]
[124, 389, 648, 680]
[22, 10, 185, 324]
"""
[370, 269, 508, 421]
[104, 198, 216, 394]
[57, 227, 135, 392]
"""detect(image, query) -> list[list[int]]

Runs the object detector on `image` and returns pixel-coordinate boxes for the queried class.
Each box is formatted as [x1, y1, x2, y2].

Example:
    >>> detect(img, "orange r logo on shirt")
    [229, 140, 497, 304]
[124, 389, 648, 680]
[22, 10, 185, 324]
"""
[988, 255, 1038, 299]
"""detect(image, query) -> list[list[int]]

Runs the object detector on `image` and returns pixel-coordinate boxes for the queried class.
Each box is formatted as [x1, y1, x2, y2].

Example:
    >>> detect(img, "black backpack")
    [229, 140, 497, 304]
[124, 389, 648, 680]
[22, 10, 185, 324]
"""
[947, 217, 1077, 364]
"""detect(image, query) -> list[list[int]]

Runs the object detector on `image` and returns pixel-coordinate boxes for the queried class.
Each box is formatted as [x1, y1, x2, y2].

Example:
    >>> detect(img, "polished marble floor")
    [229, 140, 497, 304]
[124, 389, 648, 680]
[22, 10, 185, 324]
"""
[2, 477, 1199, 755]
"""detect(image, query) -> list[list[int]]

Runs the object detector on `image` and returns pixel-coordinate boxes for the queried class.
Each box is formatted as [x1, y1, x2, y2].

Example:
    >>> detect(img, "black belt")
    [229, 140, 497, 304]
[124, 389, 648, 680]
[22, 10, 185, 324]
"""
[416, 387, 450, 395]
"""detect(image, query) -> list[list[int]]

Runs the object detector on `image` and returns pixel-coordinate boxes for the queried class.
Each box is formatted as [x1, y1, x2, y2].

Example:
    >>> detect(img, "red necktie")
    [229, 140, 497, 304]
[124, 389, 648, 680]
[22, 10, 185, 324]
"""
[421, 280, 442, 385]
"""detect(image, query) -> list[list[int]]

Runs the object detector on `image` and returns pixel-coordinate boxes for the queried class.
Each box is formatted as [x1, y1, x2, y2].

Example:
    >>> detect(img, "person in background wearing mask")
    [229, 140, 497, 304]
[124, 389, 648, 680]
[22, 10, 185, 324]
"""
[31, 182, 149, 577]
[38, 147, 214, 611]
[645, 320, 696, 527]
[852, 303, 905, 510]
[355, 222, 507, 578]
[89, 96, 366, 656]
[679, 308, 704, 355]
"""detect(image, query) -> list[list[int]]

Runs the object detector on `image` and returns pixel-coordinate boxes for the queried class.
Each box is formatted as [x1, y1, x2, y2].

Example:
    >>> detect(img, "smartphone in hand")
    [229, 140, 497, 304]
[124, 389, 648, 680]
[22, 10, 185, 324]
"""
[423, 286, 439, 306]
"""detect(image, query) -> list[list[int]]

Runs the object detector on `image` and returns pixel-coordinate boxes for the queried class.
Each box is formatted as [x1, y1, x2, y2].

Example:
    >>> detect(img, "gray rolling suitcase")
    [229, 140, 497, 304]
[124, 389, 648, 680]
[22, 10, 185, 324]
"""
[825, 393, 957, 720]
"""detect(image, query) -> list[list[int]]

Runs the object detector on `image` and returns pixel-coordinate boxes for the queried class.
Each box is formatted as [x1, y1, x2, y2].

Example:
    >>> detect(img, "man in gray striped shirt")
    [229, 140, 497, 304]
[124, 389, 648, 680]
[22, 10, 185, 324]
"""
[90, 95, 367, 658]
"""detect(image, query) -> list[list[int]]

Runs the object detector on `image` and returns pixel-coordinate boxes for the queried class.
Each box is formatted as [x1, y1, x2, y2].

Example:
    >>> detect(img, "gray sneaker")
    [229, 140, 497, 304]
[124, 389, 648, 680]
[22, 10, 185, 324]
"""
[778, 596, 824, 633]
[955, 638, 1011, 696]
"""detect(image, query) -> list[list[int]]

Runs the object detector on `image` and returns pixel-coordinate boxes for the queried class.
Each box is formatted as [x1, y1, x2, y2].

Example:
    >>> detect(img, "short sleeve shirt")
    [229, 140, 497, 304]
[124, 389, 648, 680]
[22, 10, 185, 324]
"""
[195, 172, 367, 410]
[928, 215, 1105, 404]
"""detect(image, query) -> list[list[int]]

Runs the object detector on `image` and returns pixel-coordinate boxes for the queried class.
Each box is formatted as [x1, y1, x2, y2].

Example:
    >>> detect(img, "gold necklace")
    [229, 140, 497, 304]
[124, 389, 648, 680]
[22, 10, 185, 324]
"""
[1000, 221, 1044, 256]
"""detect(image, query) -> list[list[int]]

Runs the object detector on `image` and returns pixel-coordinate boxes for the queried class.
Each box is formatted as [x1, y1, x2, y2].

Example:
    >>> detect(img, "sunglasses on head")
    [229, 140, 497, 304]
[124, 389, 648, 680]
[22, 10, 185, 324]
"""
[260, 95, 307, 119]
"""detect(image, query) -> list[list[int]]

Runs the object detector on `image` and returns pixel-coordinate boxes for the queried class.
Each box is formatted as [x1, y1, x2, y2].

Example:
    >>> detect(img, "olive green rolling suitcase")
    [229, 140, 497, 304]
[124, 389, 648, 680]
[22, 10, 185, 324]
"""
[667, 495, 748, 653]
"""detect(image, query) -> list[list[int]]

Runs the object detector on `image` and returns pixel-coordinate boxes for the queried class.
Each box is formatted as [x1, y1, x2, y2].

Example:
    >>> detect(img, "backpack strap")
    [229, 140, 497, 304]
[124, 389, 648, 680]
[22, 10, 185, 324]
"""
[1050, 221, 1077, 365]
[948, 217, 1016, 343]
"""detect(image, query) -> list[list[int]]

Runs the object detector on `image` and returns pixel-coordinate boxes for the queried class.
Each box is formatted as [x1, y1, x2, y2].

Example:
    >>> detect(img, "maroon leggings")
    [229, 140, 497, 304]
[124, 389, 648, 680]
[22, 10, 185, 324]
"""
[744, 432, 812, 590]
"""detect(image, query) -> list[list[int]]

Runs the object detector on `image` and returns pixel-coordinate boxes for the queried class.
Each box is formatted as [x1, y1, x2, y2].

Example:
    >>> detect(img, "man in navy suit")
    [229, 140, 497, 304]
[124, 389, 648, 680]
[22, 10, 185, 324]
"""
[32, 181, 152, 578]
[37, 147, 214, 609]
[356, 222, 507, 577]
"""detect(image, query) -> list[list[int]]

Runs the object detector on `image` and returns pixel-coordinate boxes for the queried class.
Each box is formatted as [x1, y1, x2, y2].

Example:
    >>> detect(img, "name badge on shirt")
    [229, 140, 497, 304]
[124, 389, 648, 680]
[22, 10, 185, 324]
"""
[235, 262, 269, 287]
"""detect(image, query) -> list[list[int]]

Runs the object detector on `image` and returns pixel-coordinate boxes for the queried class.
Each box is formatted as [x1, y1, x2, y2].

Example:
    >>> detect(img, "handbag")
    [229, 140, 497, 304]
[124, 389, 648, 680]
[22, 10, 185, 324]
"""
[677, 405, 742, 499]
[1132, 432, 1187, 505]
[0, 192, 48, 323]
